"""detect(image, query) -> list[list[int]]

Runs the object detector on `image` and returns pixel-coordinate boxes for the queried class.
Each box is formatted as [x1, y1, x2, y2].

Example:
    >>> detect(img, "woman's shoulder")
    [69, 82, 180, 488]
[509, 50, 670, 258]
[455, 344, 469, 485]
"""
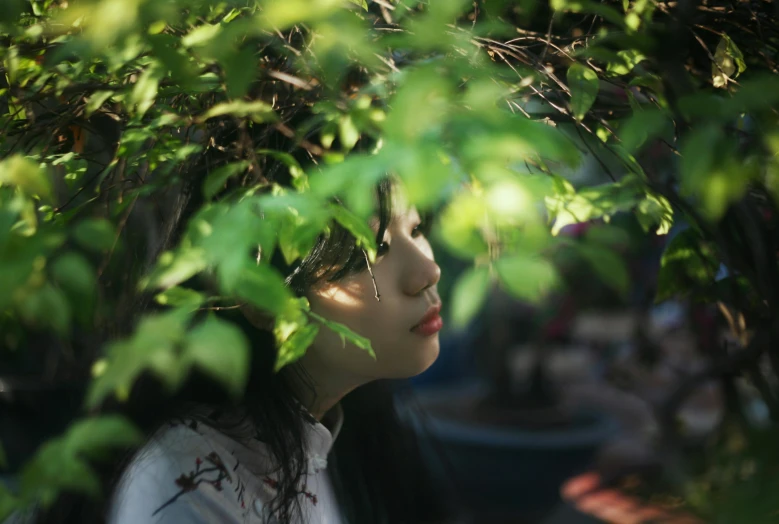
[108, 418, 276, 524]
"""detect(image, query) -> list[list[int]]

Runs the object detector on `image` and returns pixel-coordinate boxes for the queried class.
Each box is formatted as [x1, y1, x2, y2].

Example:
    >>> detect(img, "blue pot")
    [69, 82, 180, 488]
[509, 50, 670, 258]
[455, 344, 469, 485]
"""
[397, 383, 617, 519]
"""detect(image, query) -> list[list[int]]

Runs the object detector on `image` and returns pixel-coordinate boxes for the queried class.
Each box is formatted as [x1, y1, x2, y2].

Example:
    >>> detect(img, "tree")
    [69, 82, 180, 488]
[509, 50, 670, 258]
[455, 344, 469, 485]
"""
[1, 0, 778, 521]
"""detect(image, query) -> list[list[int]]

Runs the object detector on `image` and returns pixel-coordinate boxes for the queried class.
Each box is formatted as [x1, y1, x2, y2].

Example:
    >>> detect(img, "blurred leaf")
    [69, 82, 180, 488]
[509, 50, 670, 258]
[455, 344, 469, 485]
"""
[0, 155, 52, 201]
[618, 109, 670, 152]
[50, 252, 97, 324]
[348, 0, 368, 10]
[339, 115, 360, 152]
[234, 264, 293, 316]
[18, 283, 71, 336]
[182, 23, 222, 48]
[202, 161, 251, 200]
[577, 243, 630, 297]
[154, 286, 205, 309]
[143, 248, 207, 290]
[495, 254, 559, 302]
[86, 310, 192, 408]
[258, 0, 341, 30]
[129, 64, 163, 117]
[330, 203, 377, 261]
[655, 229, 720, 302]
[224, 46, 258, 99]
[18, 415, 141, 509]
[85, 90, 114, 117]
[72, 218, 116, 253]
[184, 316, 250, 397]
[567, 63, 599, 121]
[62, 415, 143, 461]
[450, 266, 490, 328]
[198, 100, 276, 122]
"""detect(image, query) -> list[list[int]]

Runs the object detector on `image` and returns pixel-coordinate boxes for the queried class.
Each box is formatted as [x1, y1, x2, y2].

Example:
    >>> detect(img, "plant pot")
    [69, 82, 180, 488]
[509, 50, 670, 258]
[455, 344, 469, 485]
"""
[397, 382, 617, 521]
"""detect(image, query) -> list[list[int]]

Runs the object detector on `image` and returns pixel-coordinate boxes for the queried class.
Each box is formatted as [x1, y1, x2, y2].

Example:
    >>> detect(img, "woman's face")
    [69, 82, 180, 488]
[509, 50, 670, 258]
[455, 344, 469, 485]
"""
[302, 205, 442, 385]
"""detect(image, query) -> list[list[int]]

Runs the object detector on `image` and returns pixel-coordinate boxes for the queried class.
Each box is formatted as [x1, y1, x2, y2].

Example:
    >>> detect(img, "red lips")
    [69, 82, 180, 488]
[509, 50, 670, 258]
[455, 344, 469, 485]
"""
[411, 304, 443, 336]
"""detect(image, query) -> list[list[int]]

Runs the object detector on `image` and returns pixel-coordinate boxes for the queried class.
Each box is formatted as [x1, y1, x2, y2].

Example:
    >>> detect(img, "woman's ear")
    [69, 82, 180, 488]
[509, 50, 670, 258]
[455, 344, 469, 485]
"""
[240, 304, 274, 332]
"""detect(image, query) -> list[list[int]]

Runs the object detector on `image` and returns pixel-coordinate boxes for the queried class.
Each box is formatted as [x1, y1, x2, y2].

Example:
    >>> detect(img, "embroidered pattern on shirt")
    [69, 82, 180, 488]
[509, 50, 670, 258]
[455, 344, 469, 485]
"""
[151, 449, 249, 516]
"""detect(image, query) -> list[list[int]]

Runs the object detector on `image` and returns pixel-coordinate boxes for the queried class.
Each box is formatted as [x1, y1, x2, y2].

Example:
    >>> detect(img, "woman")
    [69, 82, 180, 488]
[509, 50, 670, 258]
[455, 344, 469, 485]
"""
[35, 170, 453, 524]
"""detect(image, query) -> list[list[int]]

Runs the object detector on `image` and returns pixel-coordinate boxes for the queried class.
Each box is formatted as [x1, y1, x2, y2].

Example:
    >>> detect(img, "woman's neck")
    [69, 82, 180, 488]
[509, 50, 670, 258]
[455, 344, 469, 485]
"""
[288, 361, 364, 421]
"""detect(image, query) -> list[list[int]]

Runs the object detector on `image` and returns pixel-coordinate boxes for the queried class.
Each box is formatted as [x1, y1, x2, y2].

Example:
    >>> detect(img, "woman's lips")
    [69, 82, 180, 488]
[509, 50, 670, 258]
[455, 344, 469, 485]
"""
[411, 304, 443, 336]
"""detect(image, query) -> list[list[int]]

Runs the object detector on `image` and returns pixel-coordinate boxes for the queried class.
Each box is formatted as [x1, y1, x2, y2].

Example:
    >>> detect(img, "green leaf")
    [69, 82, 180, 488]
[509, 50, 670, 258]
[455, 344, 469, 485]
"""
[18, 283, 71, 336]
[258, 0, 342, 30]
[338, 114, 359, 151]
[234, 265, 293, 316]
[17, 416, 142, 509]
[184, 316, 250, 397]
[50, 251, 97, 324]
[0, 155, 52, 201]
[577, 244, 630, 297]
[202, 161, 251, 200]
[275, 323, 320, 371]
[495, 254, 559, 303]
[348, 0, 369, 10]
[154, 286, 205, 309]
[143, 248, 207, 290]
[182, 23, 222, 47]
[129, 65, 163, 117]
[712, 34, 746, 88]
[63, 416, 143, 461]
[655, 229, 720, 303]
[224, 46, 259, 99]
[330, 203, 377, 261]
[618, 109, 670, 152]
[567, 63, 599, 121]
[72, 218, 116, 253]
[450, 266, 490, 328]
[86, 311, 191, 408]
[197, 100, 276, 123]
[84, 90, 114, 117]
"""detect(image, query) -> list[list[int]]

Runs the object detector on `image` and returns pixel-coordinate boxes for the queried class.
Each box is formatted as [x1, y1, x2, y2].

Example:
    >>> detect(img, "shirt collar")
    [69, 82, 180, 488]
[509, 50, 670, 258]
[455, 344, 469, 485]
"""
[303, 403, 343, 473]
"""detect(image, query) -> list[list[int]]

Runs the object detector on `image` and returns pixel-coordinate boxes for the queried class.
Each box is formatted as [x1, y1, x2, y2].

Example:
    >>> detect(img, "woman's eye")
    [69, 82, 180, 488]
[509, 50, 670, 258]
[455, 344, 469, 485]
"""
[377, 241, 390, 256]
[411, 224, 424, 237]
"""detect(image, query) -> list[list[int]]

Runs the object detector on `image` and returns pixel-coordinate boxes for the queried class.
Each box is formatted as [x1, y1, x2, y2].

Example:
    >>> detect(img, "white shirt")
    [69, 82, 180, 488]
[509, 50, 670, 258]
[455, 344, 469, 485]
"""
[108, 405, 344, 524]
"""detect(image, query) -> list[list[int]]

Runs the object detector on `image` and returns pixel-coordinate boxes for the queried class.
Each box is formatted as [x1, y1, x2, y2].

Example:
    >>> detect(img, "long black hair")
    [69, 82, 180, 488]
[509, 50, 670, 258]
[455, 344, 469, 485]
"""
[30, 117, 451, 523]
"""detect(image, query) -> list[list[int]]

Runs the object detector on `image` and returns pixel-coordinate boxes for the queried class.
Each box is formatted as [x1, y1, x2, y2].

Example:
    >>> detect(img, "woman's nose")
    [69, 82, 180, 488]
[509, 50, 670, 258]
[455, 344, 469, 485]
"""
[404, 250, 441, 296]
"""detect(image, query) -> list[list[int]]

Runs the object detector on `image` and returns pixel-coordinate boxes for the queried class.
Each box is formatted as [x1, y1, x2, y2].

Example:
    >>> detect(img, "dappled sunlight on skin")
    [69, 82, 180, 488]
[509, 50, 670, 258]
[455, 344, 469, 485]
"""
[561, 472, 704, 524]
[312, 280, 366, 310]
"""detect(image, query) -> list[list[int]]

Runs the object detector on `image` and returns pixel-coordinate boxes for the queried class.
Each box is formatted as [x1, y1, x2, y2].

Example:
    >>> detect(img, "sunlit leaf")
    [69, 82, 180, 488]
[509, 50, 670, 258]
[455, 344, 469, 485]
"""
[275, 323, 320, 371]
[0, 155, 52, 201]
[567, 63, 599, 121]
[712, 34, 746, 88]
[450, 266, 490, 328]
[495, 253, 559, 302]
[154, 286, 206, 309]
[197, 100, 276, 122]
